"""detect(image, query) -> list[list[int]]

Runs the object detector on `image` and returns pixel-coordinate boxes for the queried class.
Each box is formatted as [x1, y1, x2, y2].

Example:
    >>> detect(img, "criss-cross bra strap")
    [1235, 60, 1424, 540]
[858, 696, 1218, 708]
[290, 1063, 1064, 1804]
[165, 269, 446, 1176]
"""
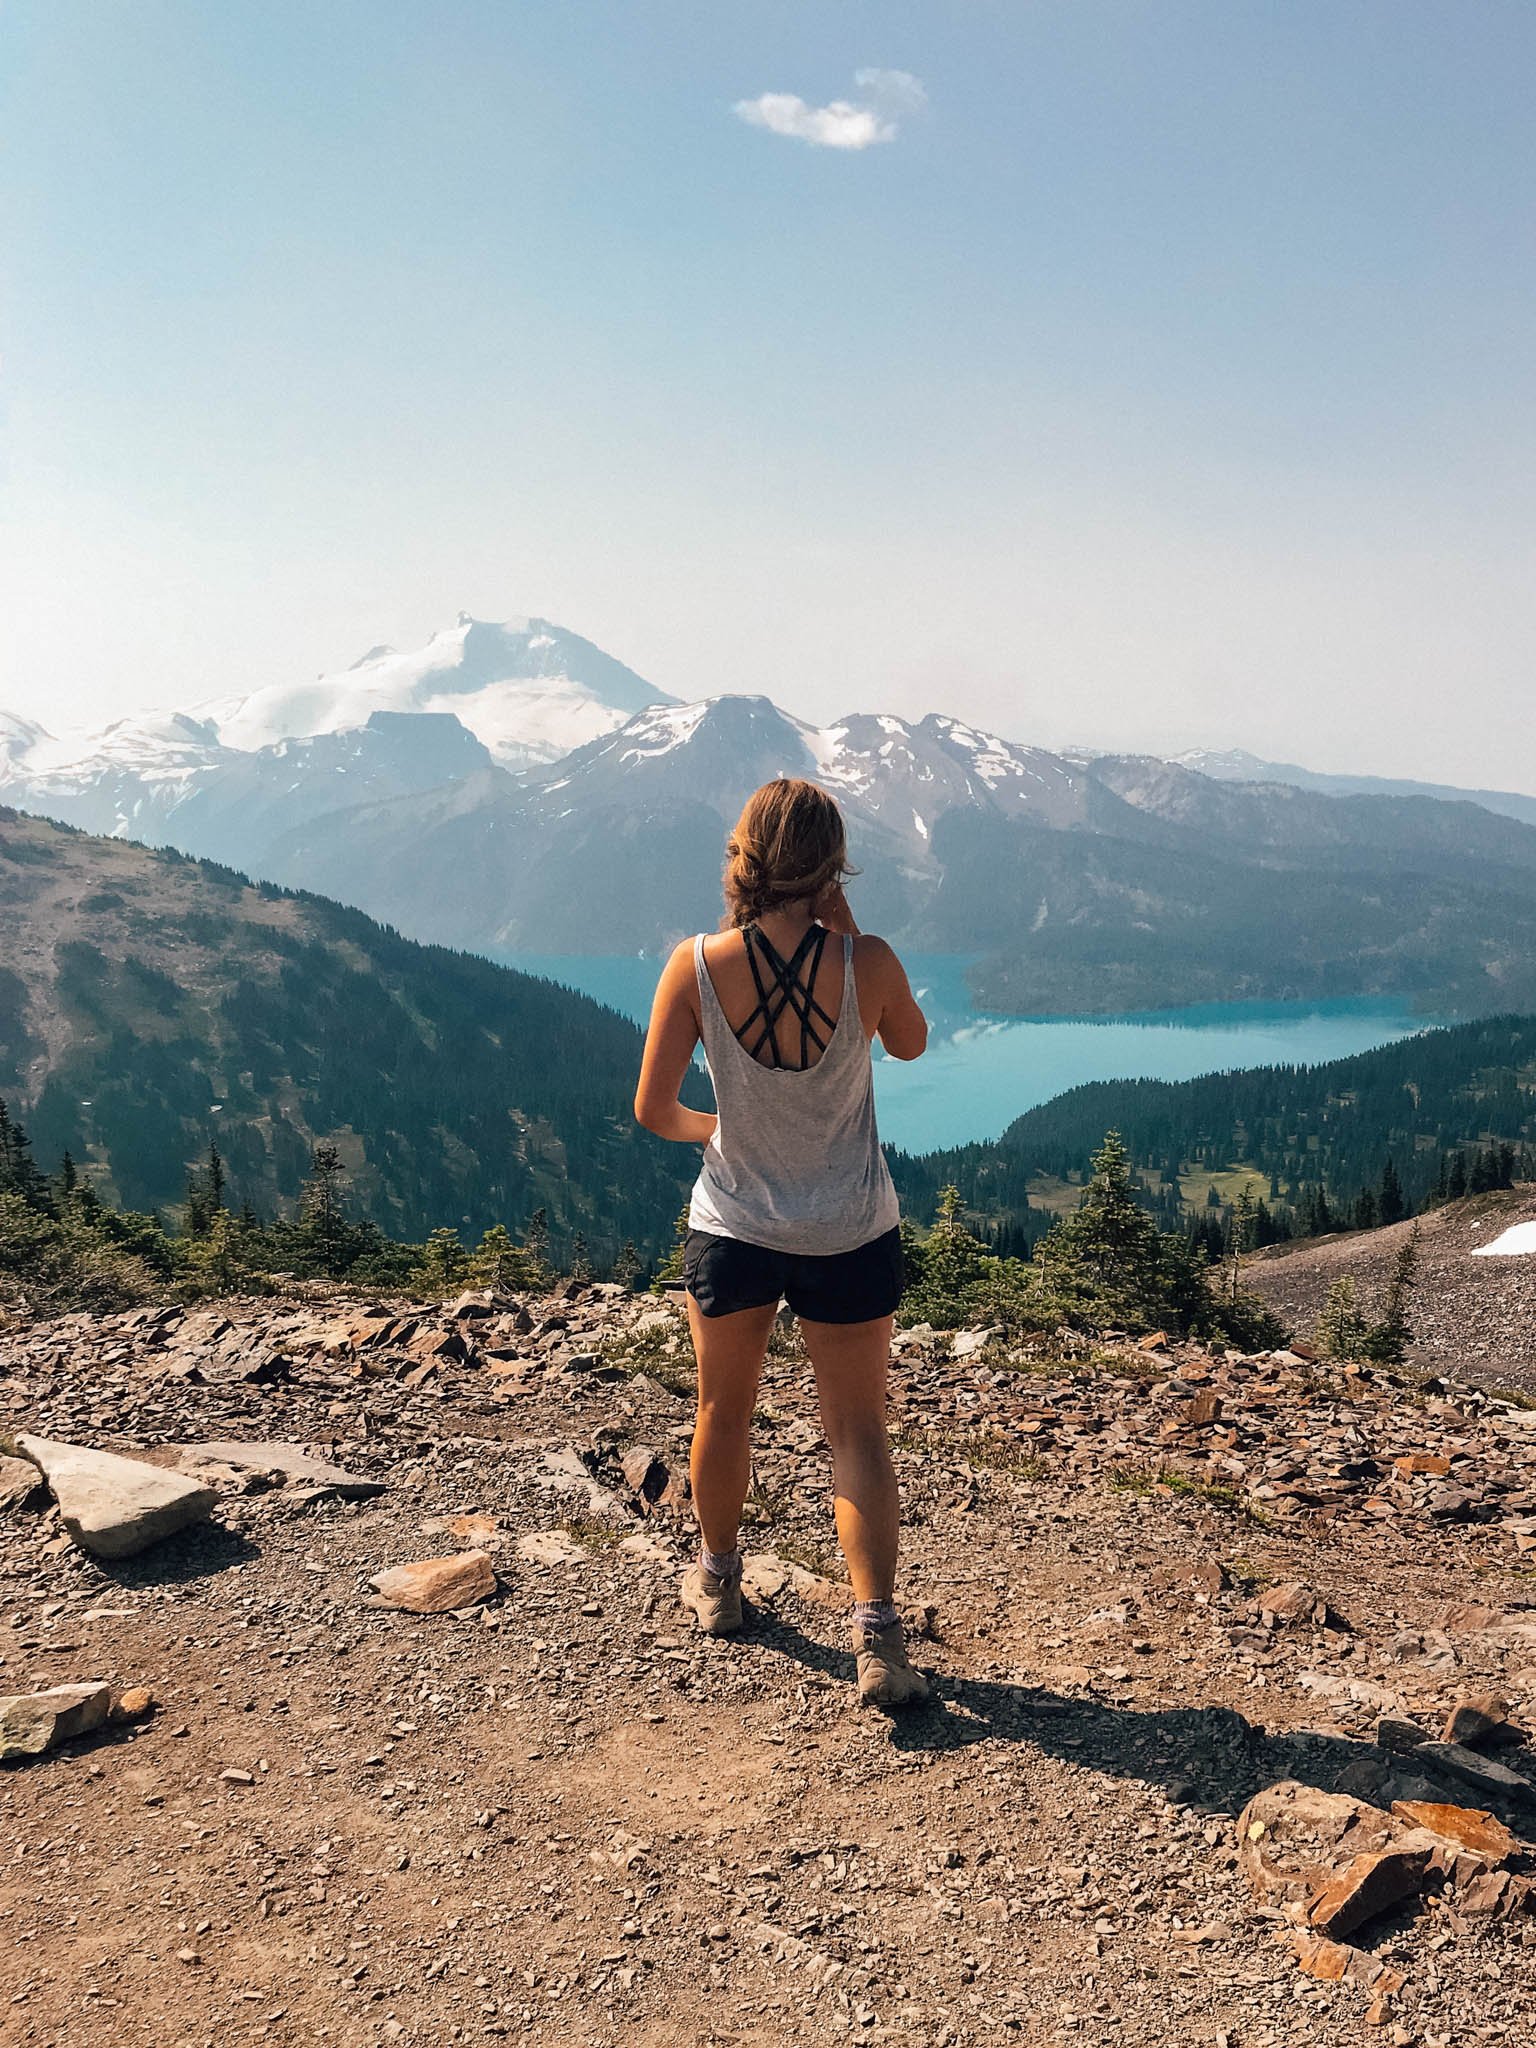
[735, 923, 838, 1069]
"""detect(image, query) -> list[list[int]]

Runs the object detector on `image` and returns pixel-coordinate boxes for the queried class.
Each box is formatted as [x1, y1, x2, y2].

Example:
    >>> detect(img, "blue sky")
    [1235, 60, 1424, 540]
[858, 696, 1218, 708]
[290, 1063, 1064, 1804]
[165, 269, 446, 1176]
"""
[3, 1, 1533, 783]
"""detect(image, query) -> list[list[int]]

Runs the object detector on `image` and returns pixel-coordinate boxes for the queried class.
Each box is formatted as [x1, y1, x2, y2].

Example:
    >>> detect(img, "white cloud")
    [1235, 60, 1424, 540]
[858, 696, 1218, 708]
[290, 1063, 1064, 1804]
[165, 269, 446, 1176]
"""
[734, 69, 927, 151]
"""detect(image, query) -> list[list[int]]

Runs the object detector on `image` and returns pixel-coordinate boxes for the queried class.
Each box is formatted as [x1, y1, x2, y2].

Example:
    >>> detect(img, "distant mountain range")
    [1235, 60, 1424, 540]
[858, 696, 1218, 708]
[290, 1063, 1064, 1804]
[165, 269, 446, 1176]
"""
[8, 613, 1536, 1017]
[1172, 748, 1536, 831]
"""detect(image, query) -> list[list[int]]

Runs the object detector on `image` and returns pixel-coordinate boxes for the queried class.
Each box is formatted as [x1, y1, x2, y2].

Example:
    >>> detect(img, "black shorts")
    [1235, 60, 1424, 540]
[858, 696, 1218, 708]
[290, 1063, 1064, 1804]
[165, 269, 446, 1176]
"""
[684, 1224, 905, 1324]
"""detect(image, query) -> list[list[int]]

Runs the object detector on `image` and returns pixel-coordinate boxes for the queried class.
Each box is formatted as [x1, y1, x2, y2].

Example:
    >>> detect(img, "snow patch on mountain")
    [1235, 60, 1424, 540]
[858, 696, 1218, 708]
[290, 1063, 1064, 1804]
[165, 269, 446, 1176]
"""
[209, 614, 672, 766]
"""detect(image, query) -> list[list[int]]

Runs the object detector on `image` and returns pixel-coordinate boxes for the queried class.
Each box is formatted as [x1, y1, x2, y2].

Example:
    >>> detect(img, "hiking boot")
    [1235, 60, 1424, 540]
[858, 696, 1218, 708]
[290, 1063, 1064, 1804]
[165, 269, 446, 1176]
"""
[680, 1561, 743, 1636]
[853, 1619, 930, 1708]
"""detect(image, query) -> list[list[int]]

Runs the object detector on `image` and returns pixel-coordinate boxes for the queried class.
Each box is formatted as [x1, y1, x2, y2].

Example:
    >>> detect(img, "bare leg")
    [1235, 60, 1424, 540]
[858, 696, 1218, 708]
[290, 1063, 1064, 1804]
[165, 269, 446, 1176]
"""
[798, 1314, 899, 1603]
[685, 1297, 776, 1556]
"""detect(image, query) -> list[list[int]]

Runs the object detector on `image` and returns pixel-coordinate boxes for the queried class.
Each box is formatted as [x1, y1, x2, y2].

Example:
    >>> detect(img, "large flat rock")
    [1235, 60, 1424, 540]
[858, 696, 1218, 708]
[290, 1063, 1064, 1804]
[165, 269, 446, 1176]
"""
[17, 1434, 217, 1559]
[171, 1440, 385, 1500]
[0, 1682, 112, 1760]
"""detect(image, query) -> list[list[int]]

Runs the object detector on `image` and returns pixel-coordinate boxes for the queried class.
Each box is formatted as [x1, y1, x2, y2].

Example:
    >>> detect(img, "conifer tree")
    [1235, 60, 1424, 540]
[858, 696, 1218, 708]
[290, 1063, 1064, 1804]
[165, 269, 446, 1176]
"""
[415, 1226, 470, 1293]
[0, 1099, 53, 1213]
[1036, 1132, 1166, 1328]
[469, 1223, 528, 1291]
[652, 1205, 691, 1287]
[1314, 1277, 1369, 1360]
[1363, 1226, 1418, 1365]
[1378, 1156, 1407, 1227]
[298, 1142, 352, 1276]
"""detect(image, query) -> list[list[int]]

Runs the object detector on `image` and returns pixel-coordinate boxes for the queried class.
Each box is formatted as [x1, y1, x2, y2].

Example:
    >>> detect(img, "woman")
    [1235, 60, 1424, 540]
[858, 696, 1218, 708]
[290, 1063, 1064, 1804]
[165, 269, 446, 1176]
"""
[634, 778, 930, 1707]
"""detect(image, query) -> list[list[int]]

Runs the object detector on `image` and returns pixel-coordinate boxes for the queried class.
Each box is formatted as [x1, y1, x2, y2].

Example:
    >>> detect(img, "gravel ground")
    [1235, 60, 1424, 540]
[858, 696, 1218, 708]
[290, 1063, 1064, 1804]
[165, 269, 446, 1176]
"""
[2, 1283, 1536, 2047]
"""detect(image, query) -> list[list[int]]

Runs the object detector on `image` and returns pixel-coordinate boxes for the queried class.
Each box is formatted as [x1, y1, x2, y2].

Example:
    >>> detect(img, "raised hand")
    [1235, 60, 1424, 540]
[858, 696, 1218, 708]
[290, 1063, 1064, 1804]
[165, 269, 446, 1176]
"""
[815, 882, 859, 936]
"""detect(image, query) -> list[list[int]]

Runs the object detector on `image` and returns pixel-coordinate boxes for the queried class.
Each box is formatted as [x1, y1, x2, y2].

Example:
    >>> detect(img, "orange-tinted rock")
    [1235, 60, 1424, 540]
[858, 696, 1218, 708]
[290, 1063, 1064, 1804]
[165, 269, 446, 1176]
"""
[1307, 1844, 1432, 1939]
[1292, 1932, 1352, 1981]
[1259, 1582, 1320, 1626]
[1394, 1453, 1452, 1477]
[1237, 1782, 1400, 1905]
[1390, 1799, 1517, 1863]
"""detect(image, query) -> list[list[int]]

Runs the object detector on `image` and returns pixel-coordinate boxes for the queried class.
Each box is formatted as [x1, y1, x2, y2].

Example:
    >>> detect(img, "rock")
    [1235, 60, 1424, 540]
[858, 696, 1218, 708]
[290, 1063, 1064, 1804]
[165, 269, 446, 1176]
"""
[115, 1686, 156, 1720]
[620, 1443, 668, 1499]
[0, 1681, 112, 1759]
[1389, 1800, 1518, 1864]
[1236, 1781, 1401, 1906]
[1441, 1691, 1515, 1746]
[0, 1454, 43, 1512]
[618, 1443, 686, 1512]
[1136, 1330, 1169, 1352]
[408, 1327, 469, 1366]
[1286, 1931, 1404, 2016]
[1415, 1741, 1536, 1808]
[1455, 1869, 1526, 1916]
[446, 1291, 495, 1319]
[1376, 1716, 1432, 1754]
[1307, 1842, 1433, 1939]
[741, 1553, 790, 1601]
[369, 1551, 496, 1613]
[1259, 1582, 1318, 1625]
[16, 1434, 217, 1559]
[949, 1328, 995, 1361]
[1393, 1453, 1453, 1477]
[172, 1440, 385, 1501]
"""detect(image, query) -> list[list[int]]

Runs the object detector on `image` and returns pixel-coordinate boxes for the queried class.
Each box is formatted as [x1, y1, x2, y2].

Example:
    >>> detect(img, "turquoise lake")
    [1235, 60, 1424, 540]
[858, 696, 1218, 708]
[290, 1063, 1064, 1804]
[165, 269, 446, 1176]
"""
[498, 952, 1432, 1155]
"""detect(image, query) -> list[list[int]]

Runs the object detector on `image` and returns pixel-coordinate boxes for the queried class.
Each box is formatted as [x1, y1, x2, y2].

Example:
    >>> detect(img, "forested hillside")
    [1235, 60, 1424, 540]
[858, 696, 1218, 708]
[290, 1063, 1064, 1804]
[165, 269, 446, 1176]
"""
[0, 807, 696, 1261]
[893, 1014, 1536, 1242]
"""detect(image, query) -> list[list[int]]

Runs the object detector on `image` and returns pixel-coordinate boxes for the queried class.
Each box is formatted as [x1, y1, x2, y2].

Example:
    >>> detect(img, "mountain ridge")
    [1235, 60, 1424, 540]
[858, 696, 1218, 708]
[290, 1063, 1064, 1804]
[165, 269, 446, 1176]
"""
[0, 804, 694, 1259]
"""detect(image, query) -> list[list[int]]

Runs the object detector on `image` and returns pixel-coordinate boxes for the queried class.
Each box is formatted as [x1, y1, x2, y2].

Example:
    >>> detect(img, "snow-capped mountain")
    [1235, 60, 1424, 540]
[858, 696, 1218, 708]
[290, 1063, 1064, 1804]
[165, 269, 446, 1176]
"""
[530, 698, 1101, 853]
[0, 711, 228, 839]
[258, 694, 1134, 954]
[0, 611, 670, 860]
[206, 613, 672, 767]
[12, 613, 1536, 1016]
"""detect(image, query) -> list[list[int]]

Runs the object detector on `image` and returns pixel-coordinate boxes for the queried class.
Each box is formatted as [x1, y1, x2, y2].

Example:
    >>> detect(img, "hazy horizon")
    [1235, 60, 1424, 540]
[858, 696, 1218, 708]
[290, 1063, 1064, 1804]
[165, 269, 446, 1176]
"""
[4, 2, 1533, 787]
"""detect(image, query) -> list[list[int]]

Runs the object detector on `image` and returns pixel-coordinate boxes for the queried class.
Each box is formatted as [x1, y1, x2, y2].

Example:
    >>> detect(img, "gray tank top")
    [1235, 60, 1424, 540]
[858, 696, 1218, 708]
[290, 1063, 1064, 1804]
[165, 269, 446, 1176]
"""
[688, 930, 900, 1256]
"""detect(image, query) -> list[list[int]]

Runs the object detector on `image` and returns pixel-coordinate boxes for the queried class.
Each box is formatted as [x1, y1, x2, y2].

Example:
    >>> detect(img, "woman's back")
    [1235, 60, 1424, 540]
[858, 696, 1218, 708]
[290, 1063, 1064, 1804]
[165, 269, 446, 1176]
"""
[689, 923, 899, 1255]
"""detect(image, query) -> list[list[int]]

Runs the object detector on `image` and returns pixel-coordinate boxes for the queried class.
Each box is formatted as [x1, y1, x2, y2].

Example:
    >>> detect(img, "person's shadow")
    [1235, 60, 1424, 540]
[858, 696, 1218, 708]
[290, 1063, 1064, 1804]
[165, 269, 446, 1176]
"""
[739, 1606, 1527, 1824]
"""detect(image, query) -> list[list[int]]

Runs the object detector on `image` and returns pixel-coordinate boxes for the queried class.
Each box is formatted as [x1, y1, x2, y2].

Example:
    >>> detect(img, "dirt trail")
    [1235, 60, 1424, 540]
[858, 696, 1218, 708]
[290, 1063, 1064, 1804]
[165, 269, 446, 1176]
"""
[3, 1285, 1535, 2046]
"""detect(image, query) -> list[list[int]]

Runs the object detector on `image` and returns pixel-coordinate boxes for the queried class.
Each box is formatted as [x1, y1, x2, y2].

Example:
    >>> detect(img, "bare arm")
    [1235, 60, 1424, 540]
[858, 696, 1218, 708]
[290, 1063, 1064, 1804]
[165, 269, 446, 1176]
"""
[634, 941, 719, 1144]
[815, 880, 928, 1062]
[865, 937, 928, 1060]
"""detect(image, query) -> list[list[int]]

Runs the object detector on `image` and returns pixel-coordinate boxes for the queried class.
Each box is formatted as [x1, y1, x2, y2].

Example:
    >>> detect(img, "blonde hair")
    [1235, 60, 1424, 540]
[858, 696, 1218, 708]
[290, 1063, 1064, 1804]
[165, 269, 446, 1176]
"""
[721, 779, 854, 930]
